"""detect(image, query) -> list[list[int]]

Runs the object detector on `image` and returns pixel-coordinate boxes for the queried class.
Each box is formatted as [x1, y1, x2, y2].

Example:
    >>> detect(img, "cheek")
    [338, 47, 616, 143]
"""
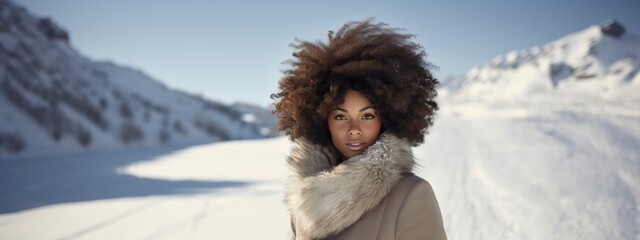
[327, 120, 344, 138]
[366, 121, 382, 137]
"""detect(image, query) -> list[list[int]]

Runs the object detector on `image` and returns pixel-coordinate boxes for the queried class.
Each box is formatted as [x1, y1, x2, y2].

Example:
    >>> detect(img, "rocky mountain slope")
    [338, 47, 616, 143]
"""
[441, 20, 640, 103]
[0, 0, 275, 157]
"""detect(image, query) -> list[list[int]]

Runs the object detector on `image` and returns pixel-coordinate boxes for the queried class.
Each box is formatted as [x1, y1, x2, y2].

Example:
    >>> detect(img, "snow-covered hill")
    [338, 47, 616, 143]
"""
[0, 0, 276, 158]
[442, 20, 640, 102]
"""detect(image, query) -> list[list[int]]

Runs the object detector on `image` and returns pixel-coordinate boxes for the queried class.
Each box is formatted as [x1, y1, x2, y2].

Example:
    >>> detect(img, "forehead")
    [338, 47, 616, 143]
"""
[338, 90, 374, 107]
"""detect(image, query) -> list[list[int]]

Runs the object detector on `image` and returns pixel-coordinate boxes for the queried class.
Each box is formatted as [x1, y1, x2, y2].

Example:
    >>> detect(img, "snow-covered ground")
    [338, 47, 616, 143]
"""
[0, 137, 291, 239]
[428, 99, 640, 240]
[1, 98, 639, 240]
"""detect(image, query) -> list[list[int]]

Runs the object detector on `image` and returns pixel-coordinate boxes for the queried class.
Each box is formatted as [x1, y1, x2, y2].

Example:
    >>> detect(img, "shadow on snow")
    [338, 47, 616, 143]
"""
[0, 144, 252, 214]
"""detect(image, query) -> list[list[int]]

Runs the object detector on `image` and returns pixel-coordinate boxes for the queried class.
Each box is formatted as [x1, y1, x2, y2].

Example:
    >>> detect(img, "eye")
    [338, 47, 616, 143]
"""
[334, 114, 347, 120]
[362, 113, 376, 120]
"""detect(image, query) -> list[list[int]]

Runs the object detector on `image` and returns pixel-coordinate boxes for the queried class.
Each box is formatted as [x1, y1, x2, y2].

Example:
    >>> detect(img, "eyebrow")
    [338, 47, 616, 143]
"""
[334, 106, 376, 112]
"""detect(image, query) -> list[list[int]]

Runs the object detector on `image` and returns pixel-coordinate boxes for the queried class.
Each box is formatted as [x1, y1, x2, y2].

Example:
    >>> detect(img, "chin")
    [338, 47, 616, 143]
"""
[342, 150, 364, 159]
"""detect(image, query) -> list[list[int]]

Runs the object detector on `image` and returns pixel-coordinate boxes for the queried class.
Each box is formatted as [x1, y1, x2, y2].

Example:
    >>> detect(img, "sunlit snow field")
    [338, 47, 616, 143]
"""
[1, 99, 639, 240]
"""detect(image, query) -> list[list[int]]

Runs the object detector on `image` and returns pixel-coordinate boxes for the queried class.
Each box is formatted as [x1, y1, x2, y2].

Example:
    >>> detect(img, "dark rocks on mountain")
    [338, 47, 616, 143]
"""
[37, 18, 69, 43]
[0, 132, 25, 153]
[600, 20, 625, 38]
[119, 122, 145, 144]
[549, 62, 574, 87]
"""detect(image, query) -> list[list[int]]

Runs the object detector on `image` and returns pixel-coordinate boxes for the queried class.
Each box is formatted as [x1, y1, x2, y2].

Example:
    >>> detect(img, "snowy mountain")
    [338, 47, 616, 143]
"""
[442, 20, 640, 102]
[0, 0, 275, 157]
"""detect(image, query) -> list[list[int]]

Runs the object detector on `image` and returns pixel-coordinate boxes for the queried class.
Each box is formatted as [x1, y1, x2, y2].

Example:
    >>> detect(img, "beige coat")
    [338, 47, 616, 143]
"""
[285, 133, 447, 240]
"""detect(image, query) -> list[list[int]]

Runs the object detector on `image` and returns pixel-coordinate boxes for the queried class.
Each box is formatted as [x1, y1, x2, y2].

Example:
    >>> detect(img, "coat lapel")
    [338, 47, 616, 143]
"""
[285, 133, 416, 239]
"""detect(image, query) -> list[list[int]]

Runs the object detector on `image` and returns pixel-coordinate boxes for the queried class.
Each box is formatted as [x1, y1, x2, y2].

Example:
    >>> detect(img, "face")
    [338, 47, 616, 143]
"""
[328, 90, 382, 160]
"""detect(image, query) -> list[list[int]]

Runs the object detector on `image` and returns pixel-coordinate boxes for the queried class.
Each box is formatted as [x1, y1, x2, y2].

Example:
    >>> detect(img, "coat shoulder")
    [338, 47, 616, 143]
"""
[389, 174, 434, 206]
[393, 174, 447, 240]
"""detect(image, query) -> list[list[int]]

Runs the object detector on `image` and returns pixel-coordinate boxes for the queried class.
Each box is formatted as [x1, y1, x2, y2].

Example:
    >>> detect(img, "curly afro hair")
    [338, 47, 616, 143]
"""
[272, 19, 439, 147]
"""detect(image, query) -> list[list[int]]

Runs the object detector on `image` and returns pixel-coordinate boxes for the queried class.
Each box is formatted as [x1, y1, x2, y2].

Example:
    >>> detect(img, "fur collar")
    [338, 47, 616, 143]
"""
[285, 133, 416, 239]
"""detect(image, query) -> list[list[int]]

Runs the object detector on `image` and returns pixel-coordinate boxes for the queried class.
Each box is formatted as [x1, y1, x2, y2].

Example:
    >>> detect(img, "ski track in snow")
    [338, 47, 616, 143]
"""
[58, 200, 162, 240]
[416, 101, 640, 240]
[1, 101, 639, 239]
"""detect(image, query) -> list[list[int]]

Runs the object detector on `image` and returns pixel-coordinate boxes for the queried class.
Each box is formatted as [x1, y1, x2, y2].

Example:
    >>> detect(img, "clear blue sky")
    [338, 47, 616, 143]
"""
[14, 0, 640, 107]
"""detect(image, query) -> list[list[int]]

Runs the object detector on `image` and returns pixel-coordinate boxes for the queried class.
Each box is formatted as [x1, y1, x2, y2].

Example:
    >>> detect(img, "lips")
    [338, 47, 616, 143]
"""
[345, 141, 366, 151]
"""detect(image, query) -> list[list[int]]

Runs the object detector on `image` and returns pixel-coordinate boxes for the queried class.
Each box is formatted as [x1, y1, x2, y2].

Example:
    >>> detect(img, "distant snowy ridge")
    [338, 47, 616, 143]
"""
[0, 0, 276, 157]
[442, 20, 640, 102]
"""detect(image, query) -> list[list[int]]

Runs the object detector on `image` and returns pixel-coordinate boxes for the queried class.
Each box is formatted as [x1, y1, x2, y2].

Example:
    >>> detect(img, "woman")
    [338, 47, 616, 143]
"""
[272, 19, 447, 240]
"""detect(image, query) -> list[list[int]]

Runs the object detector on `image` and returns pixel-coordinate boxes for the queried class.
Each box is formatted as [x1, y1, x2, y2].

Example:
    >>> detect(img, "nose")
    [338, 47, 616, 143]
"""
[348, 123, 361, 136]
